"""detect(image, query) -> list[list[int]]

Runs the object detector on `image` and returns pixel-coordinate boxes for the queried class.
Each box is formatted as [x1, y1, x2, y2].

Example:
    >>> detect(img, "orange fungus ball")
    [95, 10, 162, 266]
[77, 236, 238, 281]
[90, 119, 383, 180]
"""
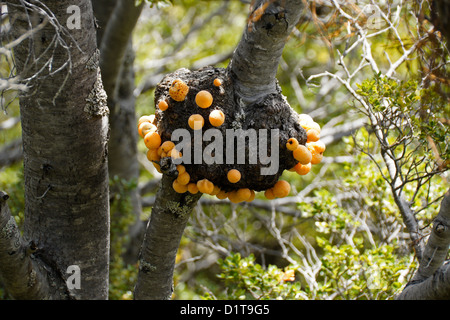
[310, 152, 323, 165]
[177, 171, 190, 185]
[169, 79, 189, 102]
[197, 179, 214, 194]
[138, 122, 155, 138]
[161, 141, 175, 153]
[147, 148, 160, 162]
[272, 180, 291, 198]
[286, 138, 299, 151]
[209, 110, 225, 127]
[306, 129, 320, 142]
[213, 78, 222, 87]
[138, 115, 154, 126]
[227, 169, 241, 183]
[188, 114, 204, 130]
[158, 100, 169, 111]
[264, 189, 275, 200]
[294, 162, 311, 175]
[144, 131, 161, 149]
[195, 90, 213, 109]
[308, 141, 326, 154]
[187, 183, 199, 194]
[247, 190, 256, 202]
[227, 191, 241, 203]
[293, 145, 312, 165]
[177, 165, 186, 175]
[173, 179, 188, 193]
[216, 190, 228, 200]
[236, 188, 251, 202]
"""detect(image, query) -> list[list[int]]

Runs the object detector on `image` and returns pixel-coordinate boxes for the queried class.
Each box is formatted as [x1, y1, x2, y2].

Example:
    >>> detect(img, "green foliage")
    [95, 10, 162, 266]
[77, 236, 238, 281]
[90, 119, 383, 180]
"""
[356, 75, 449, 166]
[135, 0, 172, 8]
[204, 252, 305, 300]
[315, 239, 415, 300]
[205, 241, 415, 300]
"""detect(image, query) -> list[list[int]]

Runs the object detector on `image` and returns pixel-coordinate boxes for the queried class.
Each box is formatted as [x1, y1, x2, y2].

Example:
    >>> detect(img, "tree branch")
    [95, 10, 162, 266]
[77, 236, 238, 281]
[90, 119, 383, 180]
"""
[227, 0, 304, 104]
[134, 174, 201, 300]
[0, 138, 23, 167]
[418, 188, 450, 278]
[0, 191, 54, 299]
[91, 0, 118, 47]
[396, 262, 450, 300]
[396, 188, 450, 300]
[99, 0, 144, 103]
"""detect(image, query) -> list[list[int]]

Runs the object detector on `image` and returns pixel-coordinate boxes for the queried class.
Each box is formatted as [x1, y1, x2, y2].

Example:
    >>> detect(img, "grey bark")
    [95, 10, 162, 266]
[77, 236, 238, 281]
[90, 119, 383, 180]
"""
[93, 0, 145, 264]
[98, 0, 143, 102]
[397, 189, 450, 300]
[5, 0, 110, 299]
[396, 263, 450, 300]
[414, 189, 450, 281]
[0, 191, 57, 299]
[91, 0, 117, 48]
[134, 174, 201, 300]
[228, 0, 304, 104]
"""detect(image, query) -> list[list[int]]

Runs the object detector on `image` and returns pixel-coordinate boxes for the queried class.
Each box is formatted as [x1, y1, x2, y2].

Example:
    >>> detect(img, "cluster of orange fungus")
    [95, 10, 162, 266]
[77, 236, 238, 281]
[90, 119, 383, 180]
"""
[195, 90, 213, 109]
[138, 68, 324, 206]
[137, 114, 188, 175]
[171, 170, 257, 204]
[169, 79, 189, 102]
[286, 114, 326, 177]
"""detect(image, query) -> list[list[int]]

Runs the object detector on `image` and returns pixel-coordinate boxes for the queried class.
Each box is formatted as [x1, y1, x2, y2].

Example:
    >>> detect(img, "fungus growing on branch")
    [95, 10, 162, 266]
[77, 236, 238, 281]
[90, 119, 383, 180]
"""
[137, 66, 326, 202]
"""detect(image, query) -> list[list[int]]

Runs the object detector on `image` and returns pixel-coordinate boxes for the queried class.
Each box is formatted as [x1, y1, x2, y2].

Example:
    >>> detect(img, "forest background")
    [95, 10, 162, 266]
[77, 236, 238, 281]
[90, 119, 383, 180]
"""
[0, 0, 449, 300]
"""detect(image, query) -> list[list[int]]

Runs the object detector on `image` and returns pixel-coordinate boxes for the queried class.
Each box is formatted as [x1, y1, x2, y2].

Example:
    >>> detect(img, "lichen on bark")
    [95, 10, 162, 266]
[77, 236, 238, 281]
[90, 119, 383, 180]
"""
[84, 69, 109, 118]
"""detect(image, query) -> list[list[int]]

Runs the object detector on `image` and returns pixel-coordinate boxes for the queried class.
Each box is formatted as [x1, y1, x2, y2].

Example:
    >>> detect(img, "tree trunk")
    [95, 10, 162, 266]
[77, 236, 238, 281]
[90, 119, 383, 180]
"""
[0, 191, 55, 299]
[133, 0, 303, 299]
[4, 0, 110, 299]
[93, 0, 145, 264]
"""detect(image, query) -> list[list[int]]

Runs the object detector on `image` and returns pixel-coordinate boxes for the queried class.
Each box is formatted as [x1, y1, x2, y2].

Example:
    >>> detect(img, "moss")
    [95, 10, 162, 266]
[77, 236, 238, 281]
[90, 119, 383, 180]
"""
[139, 259, 157, 273]
[166, 200, 194, 219]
